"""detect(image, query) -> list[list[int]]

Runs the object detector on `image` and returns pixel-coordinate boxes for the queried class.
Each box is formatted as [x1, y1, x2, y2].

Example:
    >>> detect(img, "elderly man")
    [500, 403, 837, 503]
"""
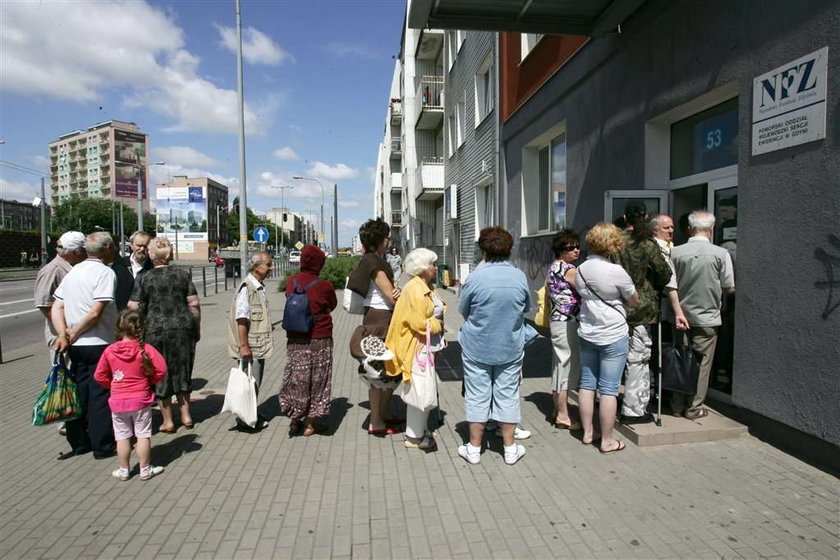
[113, 231, 153, 310]
[34, 231, 87, 348]
[670, 211, 735, 420]
[651, 214, 675, 252]
[227, 251, 275, 430]
[52, 232, 119, 459]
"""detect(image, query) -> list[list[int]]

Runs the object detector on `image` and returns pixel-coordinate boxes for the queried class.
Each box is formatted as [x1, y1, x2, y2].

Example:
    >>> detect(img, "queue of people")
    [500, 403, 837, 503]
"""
[37, 207, 733, 477]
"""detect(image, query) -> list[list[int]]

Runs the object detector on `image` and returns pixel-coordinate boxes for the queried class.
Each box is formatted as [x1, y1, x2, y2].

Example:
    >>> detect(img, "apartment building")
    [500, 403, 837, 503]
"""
[266, 207, 304, 251]
[49, 120, 149, 212]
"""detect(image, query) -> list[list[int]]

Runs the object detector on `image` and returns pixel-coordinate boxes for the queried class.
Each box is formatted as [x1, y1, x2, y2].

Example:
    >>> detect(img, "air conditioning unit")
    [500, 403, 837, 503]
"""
[445, 184, 457, 220]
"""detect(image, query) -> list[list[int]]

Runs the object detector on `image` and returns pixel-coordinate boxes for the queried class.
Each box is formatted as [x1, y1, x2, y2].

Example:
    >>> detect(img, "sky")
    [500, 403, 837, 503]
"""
[0, 0, 407, 246]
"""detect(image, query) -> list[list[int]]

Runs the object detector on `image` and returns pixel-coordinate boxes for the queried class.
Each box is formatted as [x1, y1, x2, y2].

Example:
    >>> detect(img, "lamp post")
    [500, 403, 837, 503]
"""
[215, 204, 227, 250]
[135, 161, 165, 233]
[292, 175, 326, 251]
[269, 185, 293, 256]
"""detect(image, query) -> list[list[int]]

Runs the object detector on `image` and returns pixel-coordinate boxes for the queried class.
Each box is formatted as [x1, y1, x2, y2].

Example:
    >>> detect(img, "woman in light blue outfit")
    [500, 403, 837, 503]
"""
[457, 227, 530, 466]
[574, 223, 638, 454]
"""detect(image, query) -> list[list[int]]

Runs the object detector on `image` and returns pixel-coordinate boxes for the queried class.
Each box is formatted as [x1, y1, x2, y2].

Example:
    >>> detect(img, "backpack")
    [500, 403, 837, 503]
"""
[282, 277, 322, 334]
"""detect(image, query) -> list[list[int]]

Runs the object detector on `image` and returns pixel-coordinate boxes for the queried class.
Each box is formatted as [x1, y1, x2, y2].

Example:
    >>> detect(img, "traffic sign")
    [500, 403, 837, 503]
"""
[253, 226, 269, 243]
[294, 241, 304, 250]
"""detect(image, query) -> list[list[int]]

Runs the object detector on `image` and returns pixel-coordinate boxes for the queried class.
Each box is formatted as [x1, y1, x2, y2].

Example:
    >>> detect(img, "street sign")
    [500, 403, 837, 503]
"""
[253, 226, 269, 243]
[294, 241, 304, 250]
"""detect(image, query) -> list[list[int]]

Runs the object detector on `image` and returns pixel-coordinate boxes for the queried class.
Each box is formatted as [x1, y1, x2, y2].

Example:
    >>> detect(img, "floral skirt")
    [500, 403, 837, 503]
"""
[279, 338, 333, 420]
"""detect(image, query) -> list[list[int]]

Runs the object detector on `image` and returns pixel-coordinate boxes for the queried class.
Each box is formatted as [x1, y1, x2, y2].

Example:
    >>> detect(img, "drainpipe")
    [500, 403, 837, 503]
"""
[493, 32, 502, 228]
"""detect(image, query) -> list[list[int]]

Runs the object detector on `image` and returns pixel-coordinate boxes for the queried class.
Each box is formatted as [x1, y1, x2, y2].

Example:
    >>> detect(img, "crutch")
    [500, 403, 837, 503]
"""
[655, 321, 663, 427]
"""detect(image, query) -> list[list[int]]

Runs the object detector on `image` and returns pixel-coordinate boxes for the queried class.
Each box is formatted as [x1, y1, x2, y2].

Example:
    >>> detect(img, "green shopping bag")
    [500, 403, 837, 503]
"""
[32, 353, 82, 426]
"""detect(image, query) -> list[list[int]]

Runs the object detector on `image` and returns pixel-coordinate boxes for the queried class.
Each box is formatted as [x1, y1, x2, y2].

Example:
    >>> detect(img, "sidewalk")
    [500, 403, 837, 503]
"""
[1, 280, 837, 559]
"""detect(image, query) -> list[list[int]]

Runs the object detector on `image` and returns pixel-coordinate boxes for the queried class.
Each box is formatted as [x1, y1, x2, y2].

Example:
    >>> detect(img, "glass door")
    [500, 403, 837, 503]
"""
[603, 190, 669, 225]
[708, 178, 737, 395]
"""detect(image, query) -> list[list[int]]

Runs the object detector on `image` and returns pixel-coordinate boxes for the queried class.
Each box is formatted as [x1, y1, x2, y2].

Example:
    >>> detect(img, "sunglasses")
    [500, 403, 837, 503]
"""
[562, 244, 580, 251]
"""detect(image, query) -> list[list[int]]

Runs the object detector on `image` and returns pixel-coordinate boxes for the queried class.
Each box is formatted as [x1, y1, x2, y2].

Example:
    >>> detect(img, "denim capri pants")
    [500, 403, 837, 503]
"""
[462, 352, 523, 424]
[578, 336, 629, 396]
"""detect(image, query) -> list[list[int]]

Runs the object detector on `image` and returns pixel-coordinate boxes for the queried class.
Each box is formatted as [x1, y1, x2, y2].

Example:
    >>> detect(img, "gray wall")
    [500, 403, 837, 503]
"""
[443, 31, 497, 275]
[501, 0, 840, 444]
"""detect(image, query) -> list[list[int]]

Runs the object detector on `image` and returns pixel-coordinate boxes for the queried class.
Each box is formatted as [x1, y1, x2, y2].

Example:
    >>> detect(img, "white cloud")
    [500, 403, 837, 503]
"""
[322, 42, 384, 60]
[306, 161, 360, 181]
[253, 170, 322, 200]
[338, 199, 361, 208]
[216, 25, 293, 66]
[0, 1, 271, 135]
[0, 178, 39, 203]
[28, 155, 50, 172]
[150, 164, 239, 200]
[364, 166, 377, 184]
[273, 146, 298, 161]
[153, 147, 220, 168]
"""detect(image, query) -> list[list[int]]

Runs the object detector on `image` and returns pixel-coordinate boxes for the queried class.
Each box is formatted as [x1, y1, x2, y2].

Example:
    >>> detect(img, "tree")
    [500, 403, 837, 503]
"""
[51, 196, 144, 239]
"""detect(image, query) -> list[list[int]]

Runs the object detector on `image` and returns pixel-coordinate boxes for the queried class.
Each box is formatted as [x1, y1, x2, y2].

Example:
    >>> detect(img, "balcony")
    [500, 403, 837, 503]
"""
[415, 28, 444, 61]
[390, 172, 403, 193]
[415, 157, 444, 200]
[391, 211, 403, 226]
[390, 99, 402, 125]
[416, 76, 444, 130]
[390, 137, 402, 159]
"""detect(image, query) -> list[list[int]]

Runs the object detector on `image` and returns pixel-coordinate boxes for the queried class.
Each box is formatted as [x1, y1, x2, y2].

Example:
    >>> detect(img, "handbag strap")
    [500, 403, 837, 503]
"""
[577, 266, 630, 326]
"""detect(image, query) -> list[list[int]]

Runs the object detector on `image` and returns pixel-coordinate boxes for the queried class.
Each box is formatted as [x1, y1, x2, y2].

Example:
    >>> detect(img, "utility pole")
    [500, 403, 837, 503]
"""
[235, 0, 248, 275]
[333, 183, 339, 253]
[40, 178, 47, 265]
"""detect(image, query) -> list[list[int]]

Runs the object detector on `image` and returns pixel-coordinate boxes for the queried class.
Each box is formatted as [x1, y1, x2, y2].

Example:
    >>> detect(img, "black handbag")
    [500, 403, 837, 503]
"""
[661, 334, 702, 394]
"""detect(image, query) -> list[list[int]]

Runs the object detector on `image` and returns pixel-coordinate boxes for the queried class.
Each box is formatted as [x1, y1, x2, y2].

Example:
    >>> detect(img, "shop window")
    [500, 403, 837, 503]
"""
[522, 125, 567, 235]
[474, 52, 493, 126]
[670, 98, 738, 179]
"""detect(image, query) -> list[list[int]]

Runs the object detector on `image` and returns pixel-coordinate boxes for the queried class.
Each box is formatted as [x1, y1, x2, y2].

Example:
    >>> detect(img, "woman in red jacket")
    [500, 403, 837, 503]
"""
[280, 245, 338, 436]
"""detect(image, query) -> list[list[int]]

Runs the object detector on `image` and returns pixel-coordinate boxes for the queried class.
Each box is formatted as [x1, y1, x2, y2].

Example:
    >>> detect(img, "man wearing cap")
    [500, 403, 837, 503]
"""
[52, 232, 119, 459]
[34, 231, 87, 349]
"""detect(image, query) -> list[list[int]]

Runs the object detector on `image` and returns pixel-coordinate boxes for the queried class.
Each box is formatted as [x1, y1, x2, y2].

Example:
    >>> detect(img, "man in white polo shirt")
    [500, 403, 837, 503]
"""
[670, 211, 735, 420]
[52, 232, 119, 459]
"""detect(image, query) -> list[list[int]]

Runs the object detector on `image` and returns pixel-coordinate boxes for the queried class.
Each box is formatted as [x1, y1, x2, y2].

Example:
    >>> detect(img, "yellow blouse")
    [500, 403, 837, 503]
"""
[384, 275, 444, 383]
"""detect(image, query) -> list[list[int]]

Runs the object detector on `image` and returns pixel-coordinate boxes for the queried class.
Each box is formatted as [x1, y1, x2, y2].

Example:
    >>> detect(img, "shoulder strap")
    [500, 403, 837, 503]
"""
[577, 266, 628, 324]
[303, 278, 321, 292]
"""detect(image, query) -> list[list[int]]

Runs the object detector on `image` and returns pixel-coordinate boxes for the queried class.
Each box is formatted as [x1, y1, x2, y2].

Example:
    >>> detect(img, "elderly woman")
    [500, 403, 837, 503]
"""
[385, 248, 444, 450]
[129, 237, 201, 433]
[574, 223, 638, 454]
[546, 228, 582, 430]
[346, 218, 403, 435]
[280, 245, 338, 436]
[458, 227, 530, 466]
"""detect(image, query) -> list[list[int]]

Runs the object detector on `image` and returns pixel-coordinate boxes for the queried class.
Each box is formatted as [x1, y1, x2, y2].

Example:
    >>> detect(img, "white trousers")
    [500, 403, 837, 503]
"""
[622, 325, 651, 417]
[405, 405, 430, 439]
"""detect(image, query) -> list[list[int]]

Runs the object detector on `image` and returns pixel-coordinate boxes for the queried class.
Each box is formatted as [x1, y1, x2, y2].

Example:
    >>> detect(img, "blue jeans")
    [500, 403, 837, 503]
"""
[462, 353, 523, 424]
[578, 336, 629, 397]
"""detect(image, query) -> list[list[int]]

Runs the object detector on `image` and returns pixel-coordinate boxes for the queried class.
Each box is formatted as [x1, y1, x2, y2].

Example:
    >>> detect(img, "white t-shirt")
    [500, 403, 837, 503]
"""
[575, 255, 636, 345]
[54, 258, 117, 346]
[364, 279, 392, 310]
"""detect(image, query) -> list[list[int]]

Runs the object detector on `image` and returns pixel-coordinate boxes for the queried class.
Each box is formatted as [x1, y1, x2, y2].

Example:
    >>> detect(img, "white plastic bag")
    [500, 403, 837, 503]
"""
[221, 361, 257, 428]
[343, 277, 366, 315]
[395, 324, 438, 412]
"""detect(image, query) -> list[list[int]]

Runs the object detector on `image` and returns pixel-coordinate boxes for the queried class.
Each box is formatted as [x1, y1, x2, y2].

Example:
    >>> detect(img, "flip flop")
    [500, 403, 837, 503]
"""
[555, 420, 582, 431]
[159, 426, 177, 434]
[581, 433, 600, 445]
[600, 440, 627, 455]
[183, 422, 194, 430]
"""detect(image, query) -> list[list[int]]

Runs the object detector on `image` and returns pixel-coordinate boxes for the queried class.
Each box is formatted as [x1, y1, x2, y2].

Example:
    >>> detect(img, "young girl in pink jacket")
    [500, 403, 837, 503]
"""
[95, 309, 167, 481]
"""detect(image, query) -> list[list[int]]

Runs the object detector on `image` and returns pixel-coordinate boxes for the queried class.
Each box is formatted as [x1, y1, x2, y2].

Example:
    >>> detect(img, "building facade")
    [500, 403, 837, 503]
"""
[49, 120, 150, 212]
[0, 199, 47, 231]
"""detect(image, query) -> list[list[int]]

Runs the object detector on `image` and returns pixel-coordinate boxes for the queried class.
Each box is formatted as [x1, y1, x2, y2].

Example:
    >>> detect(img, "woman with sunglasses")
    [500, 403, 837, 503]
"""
[546, 229, 583, 430]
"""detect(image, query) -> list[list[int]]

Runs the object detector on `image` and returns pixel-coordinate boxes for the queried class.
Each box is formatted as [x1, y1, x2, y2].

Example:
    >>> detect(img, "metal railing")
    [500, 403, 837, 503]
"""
[417, 76, 444, 109]
[391, 211, 403, 225]
[390, 137, 402, 153]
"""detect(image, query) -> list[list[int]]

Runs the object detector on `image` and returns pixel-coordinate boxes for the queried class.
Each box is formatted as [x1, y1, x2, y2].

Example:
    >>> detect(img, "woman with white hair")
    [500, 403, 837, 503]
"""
[385, 248, 445, 450]
[129, 237, 201, 433]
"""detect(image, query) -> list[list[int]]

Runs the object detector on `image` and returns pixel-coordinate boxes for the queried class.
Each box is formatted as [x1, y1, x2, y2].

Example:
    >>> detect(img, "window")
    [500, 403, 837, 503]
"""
[474, 182, 493, 240]
[457, 30, 465, 51]
[670, 98, 738, 179]
[522, 124, 567, 235]
[446, 30, 457, 71]
[521, 33, 544, 61]
[456, 95, 465, 147]
[474, 53, 494, 126]
[447, 112, 457, 157]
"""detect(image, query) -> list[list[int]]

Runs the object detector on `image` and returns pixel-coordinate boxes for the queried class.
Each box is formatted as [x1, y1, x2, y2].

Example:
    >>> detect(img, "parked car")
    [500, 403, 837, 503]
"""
[289, 250, 301, 265]
[209, 255, 225, 268]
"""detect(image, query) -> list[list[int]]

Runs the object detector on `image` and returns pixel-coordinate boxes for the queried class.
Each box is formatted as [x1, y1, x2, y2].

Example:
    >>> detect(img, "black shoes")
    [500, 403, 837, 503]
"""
[620, 413, 654, 425]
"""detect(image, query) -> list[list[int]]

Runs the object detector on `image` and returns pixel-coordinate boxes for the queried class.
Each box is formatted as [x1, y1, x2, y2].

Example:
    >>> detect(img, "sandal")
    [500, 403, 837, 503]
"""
[182, 421, 194, 430]
[158, 426, 177, 434]
[600, 440, 627, 455]
[685, 408, 709, 420]
[303, 422, 327, 437]
[581, 433, 600, 445]
[555, 420, 582, 431]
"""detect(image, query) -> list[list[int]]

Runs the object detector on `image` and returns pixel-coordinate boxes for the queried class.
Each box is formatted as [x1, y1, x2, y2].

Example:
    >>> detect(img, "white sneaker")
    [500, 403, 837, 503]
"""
[504, 444, 526, 465]
[494, 426, 532, 440]
[458, 444, 481, 465]
[140, 465, 164, 480]
[112, 467, 130, 481]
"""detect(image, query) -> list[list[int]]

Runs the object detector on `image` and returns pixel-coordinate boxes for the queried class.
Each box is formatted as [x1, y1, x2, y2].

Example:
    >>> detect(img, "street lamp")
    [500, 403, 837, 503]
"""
[136, 161, 165, 233]
[216, 205, 227, 250]
[269, 185, 293, 256]
[292, 175, 326, 251]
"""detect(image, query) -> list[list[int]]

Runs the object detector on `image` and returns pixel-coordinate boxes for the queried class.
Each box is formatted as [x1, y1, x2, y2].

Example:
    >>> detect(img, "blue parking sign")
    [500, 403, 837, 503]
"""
[253, 226, 269, 243]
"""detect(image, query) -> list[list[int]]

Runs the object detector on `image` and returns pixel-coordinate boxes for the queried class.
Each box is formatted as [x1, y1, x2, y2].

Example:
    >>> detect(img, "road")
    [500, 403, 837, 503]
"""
[0, 266, 233, 358]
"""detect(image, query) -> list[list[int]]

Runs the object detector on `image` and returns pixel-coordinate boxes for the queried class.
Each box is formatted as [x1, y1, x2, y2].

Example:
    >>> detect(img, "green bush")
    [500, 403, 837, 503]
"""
[276, 256, 360, 292]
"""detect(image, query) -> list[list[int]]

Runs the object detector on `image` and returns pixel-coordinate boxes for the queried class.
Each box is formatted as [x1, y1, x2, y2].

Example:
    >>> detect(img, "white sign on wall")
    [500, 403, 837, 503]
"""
[751, 47, 828, 155]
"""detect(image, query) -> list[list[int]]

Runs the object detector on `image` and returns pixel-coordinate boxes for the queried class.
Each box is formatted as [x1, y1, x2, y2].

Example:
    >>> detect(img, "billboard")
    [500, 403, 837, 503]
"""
[114, 129, 147, 198]
[156, 186, 208, 243]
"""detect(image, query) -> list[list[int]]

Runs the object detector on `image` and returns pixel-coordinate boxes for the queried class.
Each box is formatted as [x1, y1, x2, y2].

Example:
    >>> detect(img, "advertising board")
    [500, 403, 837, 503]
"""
[156, 185, 208, 242]
[114, 129, 148, 197]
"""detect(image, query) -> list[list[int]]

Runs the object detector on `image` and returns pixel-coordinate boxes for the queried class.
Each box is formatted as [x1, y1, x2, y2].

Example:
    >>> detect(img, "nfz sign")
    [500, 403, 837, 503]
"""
[752, 47, 828, 156]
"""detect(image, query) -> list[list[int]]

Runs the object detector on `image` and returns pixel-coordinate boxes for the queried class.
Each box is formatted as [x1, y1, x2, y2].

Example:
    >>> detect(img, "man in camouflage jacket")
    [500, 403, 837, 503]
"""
[612, 204, 673, 423]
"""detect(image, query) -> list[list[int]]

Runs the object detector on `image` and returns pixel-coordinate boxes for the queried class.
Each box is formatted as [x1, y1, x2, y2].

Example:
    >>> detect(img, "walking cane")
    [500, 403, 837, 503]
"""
[655, 321, 663, 427]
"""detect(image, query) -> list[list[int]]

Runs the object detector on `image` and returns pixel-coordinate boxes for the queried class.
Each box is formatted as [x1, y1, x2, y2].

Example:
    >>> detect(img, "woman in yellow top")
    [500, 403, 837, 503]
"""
[385, 248, 445, 450]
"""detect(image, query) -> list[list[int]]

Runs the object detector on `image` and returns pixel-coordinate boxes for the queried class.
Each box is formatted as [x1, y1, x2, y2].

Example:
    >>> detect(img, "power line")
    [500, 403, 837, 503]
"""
[0, 160, 49, 178]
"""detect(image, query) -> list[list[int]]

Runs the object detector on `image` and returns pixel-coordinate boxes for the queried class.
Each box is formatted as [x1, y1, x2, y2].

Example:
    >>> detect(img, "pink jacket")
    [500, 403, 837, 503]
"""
[94, 340, 167, 413]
